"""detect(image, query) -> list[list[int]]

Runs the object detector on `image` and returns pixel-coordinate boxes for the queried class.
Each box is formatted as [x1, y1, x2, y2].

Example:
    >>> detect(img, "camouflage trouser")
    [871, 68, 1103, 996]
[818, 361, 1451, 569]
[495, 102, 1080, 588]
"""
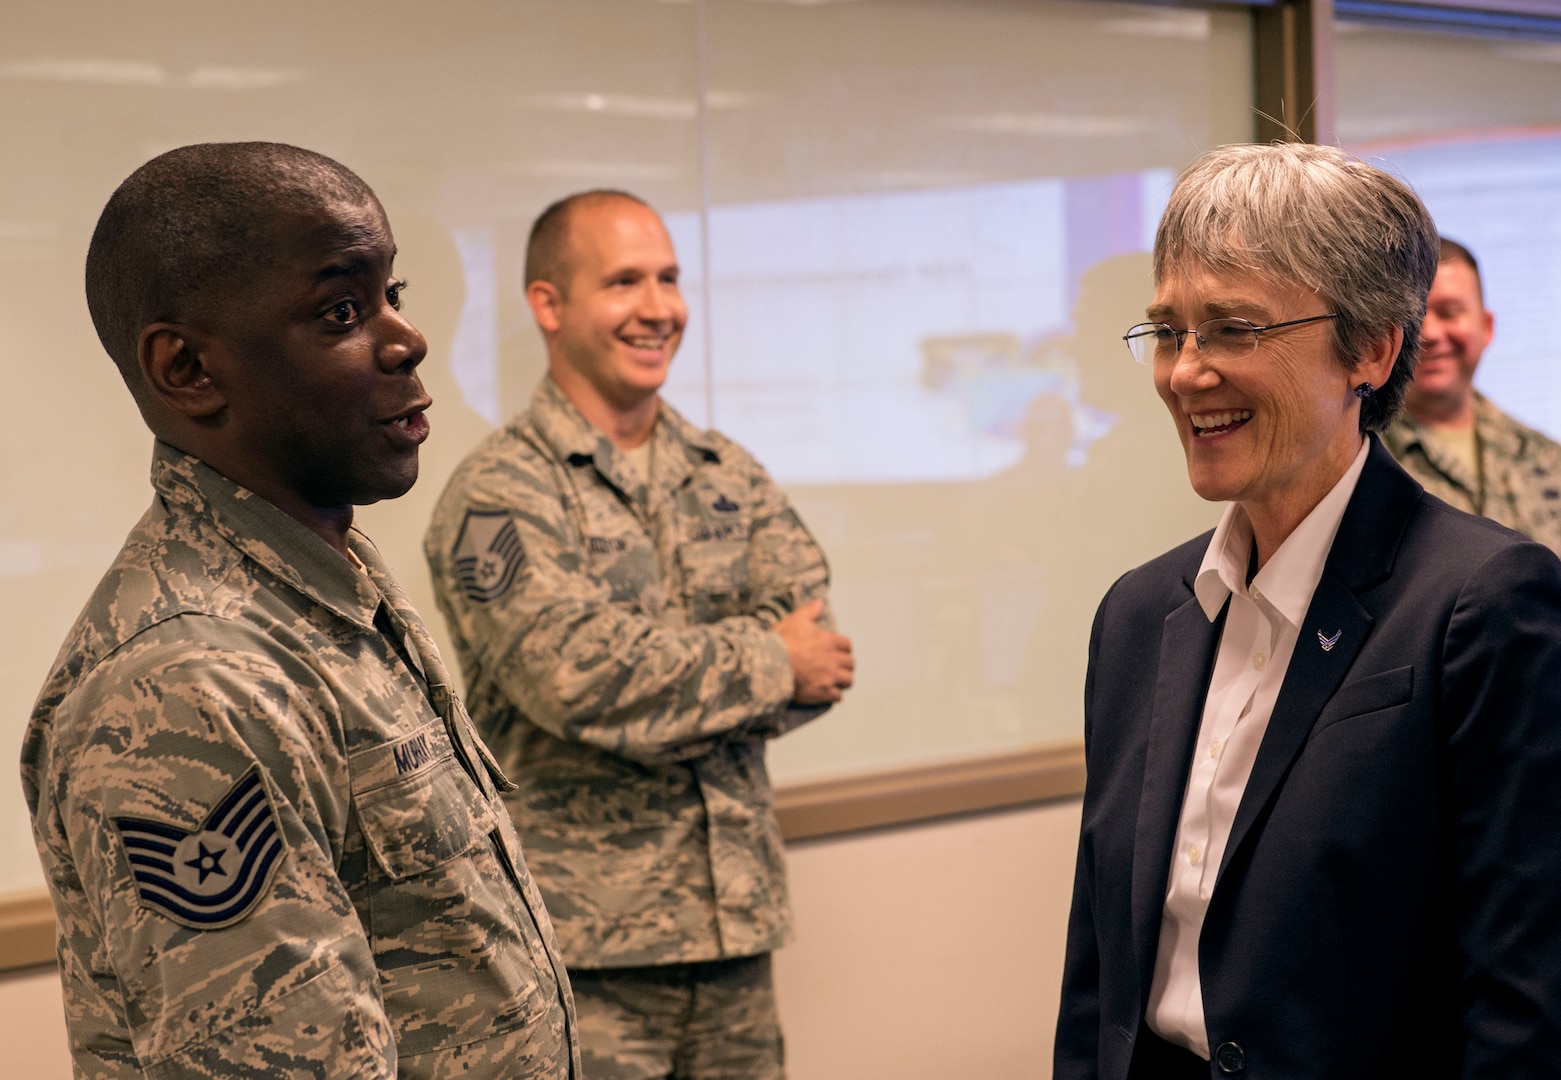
[568, 953, 784, 1080]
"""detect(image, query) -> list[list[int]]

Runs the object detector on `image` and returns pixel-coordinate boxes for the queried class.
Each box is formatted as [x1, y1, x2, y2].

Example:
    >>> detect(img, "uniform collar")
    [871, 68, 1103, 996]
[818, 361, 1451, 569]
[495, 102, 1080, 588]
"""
[1389, 390, 1521, 459]
[525, 375, 724, 496]
[1470, 390, 1525, 459]
[150, 440, 381, 630]
[1385, 392, 1517, 505]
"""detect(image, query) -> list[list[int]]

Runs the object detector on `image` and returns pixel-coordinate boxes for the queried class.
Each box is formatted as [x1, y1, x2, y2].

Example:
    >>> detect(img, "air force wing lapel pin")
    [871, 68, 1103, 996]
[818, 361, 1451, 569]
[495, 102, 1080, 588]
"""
[1317, 629, 1342, 652]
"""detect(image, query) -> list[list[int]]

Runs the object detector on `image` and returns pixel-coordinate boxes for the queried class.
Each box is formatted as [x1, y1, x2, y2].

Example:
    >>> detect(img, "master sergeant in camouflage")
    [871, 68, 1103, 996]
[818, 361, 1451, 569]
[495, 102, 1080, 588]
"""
[1383, 236, 1561, 553]
[424, 190, 855, 1080]
[21, 142, 578, 1079]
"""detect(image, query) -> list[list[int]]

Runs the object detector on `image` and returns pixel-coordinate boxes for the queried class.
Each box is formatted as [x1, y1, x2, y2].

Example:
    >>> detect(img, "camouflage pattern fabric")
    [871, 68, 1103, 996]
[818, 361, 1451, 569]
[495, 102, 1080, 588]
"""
[21, 441, 579, 1079]
[569, 955, 784, 1080]
[423, 376, 833, 969]
[1384, 390, 1561, 555]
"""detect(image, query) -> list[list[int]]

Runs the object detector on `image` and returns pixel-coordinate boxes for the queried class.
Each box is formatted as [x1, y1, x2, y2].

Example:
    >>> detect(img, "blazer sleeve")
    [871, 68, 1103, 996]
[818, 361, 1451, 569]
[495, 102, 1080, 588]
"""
[1443, 539, 1561, 1077]
[1053, 581, 1119, 1080]
[1056, 833, 1104, 1080]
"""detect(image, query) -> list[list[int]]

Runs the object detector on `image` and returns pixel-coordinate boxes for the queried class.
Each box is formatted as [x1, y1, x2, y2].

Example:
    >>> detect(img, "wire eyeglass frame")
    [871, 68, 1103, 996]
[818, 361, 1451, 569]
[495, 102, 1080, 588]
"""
[1122, 312, 1340, 365]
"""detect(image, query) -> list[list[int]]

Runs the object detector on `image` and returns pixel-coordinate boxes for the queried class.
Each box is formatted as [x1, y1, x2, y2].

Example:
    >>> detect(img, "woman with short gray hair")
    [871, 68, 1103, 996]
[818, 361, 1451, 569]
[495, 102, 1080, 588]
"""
[1056, 142, 1561, 1080]
[1153, 142, 1437, 433]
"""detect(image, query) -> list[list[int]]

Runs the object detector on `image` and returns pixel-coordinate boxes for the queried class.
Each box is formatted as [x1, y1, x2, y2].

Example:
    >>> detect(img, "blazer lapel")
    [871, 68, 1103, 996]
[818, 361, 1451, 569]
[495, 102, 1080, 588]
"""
[1217, 436, 1419, 883]
[1217, 575, 1371, 881]
[1132, 586, 1224, 995]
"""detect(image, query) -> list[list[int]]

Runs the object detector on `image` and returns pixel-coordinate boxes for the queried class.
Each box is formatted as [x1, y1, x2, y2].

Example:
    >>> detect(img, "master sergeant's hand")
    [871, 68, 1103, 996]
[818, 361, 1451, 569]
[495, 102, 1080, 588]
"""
[774, 600, 855, 705]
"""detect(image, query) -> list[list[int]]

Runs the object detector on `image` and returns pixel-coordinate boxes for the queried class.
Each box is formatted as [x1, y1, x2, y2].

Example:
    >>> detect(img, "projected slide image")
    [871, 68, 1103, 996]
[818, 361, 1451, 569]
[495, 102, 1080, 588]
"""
[433, 167, 1220, 773]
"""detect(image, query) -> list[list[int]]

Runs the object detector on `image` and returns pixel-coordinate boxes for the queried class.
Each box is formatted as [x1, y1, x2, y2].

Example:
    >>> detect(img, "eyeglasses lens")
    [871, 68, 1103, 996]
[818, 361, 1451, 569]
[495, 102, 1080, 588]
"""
[1125, 324, 1171, 365]
[1199, 319, 1259, 361]
[1124, 319, 1260, 364]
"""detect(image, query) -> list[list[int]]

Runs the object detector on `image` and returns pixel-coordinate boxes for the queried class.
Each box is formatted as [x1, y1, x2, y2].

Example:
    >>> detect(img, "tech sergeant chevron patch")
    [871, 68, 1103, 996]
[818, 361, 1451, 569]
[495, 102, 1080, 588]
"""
[113, 766, 287, 929]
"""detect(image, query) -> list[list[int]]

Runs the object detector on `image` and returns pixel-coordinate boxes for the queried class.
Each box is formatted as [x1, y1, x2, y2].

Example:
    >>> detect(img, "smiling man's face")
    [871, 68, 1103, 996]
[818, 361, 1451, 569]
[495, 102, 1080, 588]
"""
[542, 196, 687, 418]
[1405, 257, 1492, 422]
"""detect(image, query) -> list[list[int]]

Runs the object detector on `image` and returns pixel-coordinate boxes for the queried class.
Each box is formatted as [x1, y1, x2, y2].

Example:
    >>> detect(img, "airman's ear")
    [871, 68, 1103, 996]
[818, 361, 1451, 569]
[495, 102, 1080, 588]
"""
[527, 280, 565, 335]
[138, 323, 226, 419]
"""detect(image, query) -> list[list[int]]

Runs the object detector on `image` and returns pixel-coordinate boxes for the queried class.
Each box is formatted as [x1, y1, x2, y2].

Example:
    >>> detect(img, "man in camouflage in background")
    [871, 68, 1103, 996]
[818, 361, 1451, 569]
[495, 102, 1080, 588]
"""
[424, 190, 855, 1080]
[21, 143, 577, 1079]
[1384, 236, 1561, 553]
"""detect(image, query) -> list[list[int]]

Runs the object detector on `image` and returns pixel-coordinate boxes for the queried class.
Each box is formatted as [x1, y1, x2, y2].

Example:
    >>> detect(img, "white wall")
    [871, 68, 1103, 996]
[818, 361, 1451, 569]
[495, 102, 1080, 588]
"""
[0, 1, 1249, 896]
[0, 798, 1081, 1079]
[0, 961, 70, 1080]
[776, 799, 1080, 1080]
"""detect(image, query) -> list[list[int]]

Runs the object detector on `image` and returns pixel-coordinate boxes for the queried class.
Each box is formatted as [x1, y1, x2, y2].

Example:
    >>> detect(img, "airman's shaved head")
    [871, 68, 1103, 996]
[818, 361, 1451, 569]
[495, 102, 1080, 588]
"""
[524, 189, 652, 295]
[85, 141, 378, 393]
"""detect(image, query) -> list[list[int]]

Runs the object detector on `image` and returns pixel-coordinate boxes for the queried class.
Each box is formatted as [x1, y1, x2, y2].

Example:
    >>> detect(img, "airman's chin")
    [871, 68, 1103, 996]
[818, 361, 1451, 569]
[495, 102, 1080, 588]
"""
[1403, 380, 1467, 411]
[624, 365, 672, 399]
[350, 462, 422, 509]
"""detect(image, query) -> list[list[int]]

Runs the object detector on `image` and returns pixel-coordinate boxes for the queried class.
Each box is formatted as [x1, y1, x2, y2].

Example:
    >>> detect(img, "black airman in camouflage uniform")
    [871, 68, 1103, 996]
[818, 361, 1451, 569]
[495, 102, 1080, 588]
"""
[22, 143, 577, 1079]
[424, 190, 854, 1080]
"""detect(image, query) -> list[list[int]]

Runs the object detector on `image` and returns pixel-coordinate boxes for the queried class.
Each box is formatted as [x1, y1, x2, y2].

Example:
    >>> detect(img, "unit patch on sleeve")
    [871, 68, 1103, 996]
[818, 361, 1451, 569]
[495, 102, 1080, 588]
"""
[112, 766, 287, 929]
[452, 508, 524, 602]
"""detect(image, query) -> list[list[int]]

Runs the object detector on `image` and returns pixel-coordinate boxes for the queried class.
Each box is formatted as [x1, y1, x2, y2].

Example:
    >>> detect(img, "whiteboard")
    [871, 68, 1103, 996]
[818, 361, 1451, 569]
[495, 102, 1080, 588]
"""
[0, 0, 1249, 893]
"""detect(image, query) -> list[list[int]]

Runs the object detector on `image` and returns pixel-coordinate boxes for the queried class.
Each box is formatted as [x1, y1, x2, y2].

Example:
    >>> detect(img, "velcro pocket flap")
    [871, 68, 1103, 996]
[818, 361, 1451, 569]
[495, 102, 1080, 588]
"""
[351, 721, 482, 880]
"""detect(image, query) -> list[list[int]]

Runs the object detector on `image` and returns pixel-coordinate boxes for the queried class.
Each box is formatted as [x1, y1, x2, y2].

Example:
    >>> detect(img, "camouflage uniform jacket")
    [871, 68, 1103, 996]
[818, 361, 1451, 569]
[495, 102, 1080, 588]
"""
[21, 442, 579, 1080]
[1384, 390, 1561, 555]
[424, 377, 833, 969]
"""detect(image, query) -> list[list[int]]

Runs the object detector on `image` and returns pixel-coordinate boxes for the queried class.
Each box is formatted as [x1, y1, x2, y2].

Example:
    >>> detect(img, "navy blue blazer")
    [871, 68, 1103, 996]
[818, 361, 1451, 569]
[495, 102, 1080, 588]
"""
[1055, 437, 1561, 1080]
